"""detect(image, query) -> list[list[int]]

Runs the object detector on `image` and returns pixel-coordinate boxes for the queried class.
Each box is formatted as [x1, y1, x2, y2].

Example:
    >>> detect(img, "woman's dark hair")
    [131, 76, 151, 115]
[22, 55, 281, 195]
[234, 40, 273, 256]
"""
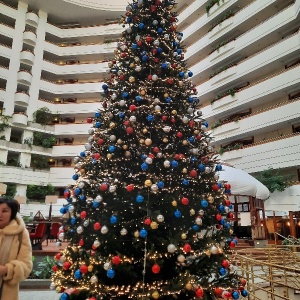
[0, 197, 19, 220]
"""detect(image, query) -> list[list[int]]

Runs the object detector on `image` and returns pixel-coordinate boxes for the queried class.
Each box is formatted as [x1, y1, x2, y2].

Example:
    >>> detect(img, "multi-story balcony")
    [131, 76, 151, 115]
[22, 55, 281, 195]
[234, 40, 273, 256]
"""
[17, 70, 32, 85]
[23, 30, 37, 46]
[20, 50, 35, 66]
[218, 133, 300, 173]
[11, 112, 28, 126]
[211, 98, 300, 143]
[25, 11, 39, 27]
[14, 91, 30, 106]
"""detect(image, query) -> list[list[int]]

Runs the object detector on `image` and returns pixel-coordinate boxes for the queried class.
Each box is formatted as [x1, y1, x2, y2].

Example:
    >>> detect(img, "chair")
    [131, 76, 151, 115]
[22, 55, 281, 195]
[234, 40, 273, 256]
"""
[49, 222, 61, 242]
[29, 223, 47, 246]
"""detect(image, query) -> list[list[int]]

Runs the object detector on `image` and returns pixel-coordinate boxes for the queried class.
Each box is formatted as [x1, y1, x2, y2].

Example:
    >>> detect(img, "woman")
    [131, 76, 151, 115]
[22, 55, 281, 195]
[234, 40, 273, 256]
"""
[0, 197, 32, 299]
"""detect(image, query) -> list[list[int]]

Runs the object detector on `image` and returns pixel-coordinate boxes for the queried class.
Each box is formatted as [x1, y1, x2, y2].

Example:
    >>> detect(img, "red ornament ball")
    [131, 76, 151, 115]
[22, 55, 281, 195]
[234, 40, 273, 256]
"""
[129, 105, 136, 111]
[124, 120, 130, 126]
[119, 75, 125, 81]
[79, 239, 84, 246]
[152, 264, 160, 274]
[153, 147, 159, 153]
[214, 287, 223, 297]
[195, 288, 204, 298]
[162, 115, 167, 121]
[126, 127, 134, 134]
[229, 241, 236, 248]
[87, 117, 92, 123]
[94, 222, 101, 230]
[55, 253, 61, 260]
[93, 153, 101, 160]
[146, 36, 152, 43]
[52, 265, 58, 272]
[63, 261, 71, 270]
[80, 211, 87, 219]
[167, 78, 174, 85]
[97, 139, 104, 145]
[189, 170, 198, 178]
[126, 184, 134, 192]
[100, 183, 109, 191]
[215, 214, 222, 221]
[144, 217, 151, 225]
[222, 260, 229, 268]
[80, 265, 88, 274]
[176, 132, 183, 138]
[183, 243, 191, 253]
[181, 197, 189, 205]
[112, 255, 121, 265]
[212, 184, 219, 191]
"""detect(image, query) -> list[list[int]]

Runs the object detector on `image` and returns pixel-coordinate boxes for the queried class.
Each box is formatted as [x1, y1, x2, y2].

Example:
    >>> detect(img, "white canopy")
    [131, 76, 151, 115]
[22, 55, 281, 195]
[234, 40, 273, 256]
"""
[217, 165, 270, 200]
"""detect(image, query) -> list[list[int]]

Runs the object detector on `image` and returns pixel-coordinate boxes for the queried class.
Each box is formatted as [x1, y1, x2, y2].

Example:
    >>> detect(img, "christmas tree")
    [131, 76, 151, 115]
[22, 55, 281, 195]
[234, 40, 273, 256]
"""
[51, 0, 248, 299]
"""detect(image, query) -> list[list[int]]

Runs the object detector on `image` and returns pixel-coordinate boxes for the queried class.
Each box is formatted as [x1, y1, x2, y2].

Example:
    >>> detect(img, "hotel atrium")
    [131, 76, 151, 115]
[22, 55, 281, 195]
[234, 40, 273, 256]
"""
[0, 0, 299, 218]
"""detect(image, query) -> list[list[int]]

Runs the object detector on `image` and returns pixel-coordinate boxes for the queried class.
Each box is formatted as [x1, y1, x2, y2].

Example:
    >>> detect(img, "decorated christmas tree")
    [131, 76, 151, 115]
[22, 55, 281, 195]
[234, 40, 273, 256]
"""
[51, 0, 248, 299]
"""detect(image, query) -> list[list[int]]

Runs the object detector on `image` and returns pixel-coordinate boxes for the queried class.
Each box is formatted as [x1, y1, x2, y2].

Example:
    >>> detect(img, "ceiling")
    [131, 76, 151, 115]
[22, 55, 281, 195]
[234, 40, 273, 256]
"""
[7, 0, 186, 26]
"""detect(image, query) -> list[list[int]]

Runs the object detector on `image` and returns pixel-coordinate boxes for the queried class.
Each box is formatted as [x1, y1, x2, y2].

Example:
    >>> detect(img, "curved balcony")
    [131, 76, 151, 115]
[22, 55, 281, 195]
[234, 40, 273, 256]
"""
[20, 50, 35, 66]
[25, 12, 39, 27]
[23, 30, 37, 46]
[14, 92, 30, 106]
[17, 70, 32, 85]
[12, 113, 28, 126]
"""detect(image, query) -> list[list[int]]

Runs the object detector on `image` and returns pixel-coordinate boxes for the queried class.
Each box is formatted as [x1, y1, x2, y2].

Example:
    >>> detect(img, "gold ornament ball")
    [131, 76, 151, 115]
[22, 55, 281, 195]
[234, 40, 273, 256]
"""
[134, 230, 140, 237]
[178, 81, 183, 87]
[140, 89, 146, 96]
[143, 128, 148, 134]
[80, 169, 85, 174]
[122, 145, 128, 150]
[171, 110, 177, 115]
[107, 154, 112, 159]
[145, 138, 152, 146]
[152, 291, 159, 299]
[139, 139, 145, 144]
[145, 179, 152, 187]
[109, 122, 116, 129]
[129, 63, 135, 68]
[194, 130, 199, 135]
[150, 222, 158, 229]
[125, 151, 131, 157]
[88, 265, 93, 272]
[185, 283, 192, 290]
[181, 233, 187, 240]
[164, 93, 169, 98]
[229, 229, 233, 234]
[182, 168, 187, 173]
[117, 139, 123, 144]
[190, 209, 195, 215]
[162, 137, 168, 143]
[129, 76, 135, 83]
[208, 196, 214, 203]
[172, 200, 177, 207]
[182, 140, 188, 145]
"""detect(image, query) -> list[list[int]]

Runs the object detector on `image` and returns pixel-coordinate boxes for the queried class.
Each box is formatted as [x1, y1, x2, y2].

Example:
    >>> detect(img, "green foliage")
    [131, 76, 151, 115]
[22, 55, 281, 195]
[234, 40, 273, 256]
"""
[206, 0, 224, 14]
[31, 256, 55, 279]
[32, 132, 56, 148]
[30, 154, 50, 170]
[33, 107, 52, 125]
[254, 168, 293, 193]
[26, 183, 54, 201]
[4, 183, 17, 198]
[6, 157, 22, 167]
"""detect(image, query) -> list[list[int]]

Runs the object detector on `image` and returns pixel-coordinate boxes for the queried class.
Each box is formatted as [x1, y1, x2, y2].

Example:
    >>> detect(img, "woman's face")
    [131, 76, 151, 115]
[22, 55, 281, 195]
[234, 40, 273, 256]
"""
[0, 203, 12, 229]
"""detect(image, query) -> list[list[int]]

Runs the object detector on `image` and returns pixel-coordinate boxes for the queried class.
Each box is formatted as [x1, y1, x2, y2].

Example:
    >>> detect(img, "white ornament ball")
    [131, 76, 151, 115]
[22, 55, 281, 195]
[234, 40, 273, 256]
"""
[129, 116, 136, 122]
[151, 184, 158, 192]
[210, 246, 218, 255]
[101, 226, 108, 234]
[145, 157, 153, 164]
[95, 195, 103, 202]
[157, 214, 164, 222]
[103, 262, 111, 271]
[109, 135, 116, 142]
[76, 226, 83, 234]
[152, 74, 158, 81]
[177, 254, 185, 263]
[135, 65, 142, 72]
[93, 239, 101, 248]
[90, 275, 98, 284]
[195, 217, 202, 225]
[182, 116, 189, 124]
[58, 232, 65, 240]
[163, 160, 170, 168]
[83, 220, 89, 227]
[84, 143, 91, 151]
[120, 228, 128, 236]
[167, 244, 176, 253]
[119, 100, 126, 106]
[109, 185, 116, 193]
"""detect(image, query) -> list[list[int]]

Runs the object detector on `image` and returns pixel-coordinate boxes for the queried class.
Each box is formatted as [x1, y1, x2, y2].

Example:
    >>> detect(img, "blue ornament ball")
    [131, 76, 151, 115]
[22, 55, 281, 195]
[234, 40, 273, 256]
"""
[102, 84, 108, 90]
[192, 224, 199, 231]
[232, 291, 240, 299]
[140, 229, 148, 238]
[139, 23, 144, 29]
[182, 179, 189, 186]
[141, 163, 148, 171]
[72, 174, 78, 180]
[107, 269, 115, 278]
[174, 210, 181, 218]
[201, 199, 208, 208]
[109, 145, 115, 153]
[74, 188, 81, 195]
[79, 151, 85, 157]
[60, 293, 69, 300]
[95, 111, 101, 118]
[219, 267, 226, 276]
[157, 181, 164, 188]
[171, 160, 178, 168]
[147, 115, 154, 122]
[60, 207, 67, 214]
[80, 194, 86, 201]
[216, 164, 222, 171]
[198, 164, 205, 172]
[95, 121, 101, 128]
[136, 195, 144, 203]
[110, 215, 117, 224]
[74, 269, 82, 279]
[241, 290, 248, 297]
